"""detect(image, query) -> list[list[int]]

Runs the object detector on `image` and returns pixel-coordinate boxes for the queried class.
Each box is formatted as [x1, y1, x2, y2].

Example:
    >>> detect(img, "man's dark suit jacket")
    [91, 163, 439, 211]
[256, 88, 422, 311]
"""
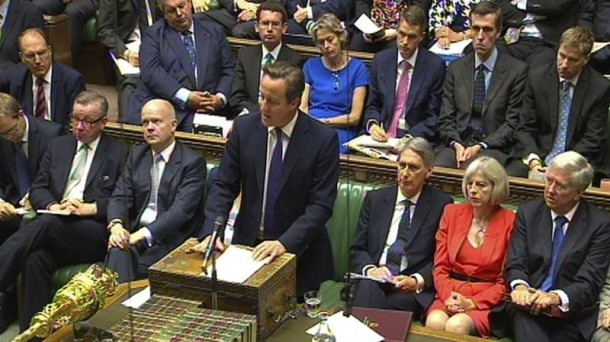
[0, 0, 45, 69]
[496, 0, 579, 46]
[0, 116, 63, 205]
[126, 18, 235, 128]
[107, 141, 207, 256]
[350, 185, 453, 309]
[29, 134, 128, 223]
[201, 111, 340, 295]
[505, 198, 610, 338]
[365, 46, 446, 143]
[437, 51, 527, 152]
[8, 62, 86, 127]
[98, 0, 162, 58]
[513, 63, 610, 170]
[229, 44, 304, 115]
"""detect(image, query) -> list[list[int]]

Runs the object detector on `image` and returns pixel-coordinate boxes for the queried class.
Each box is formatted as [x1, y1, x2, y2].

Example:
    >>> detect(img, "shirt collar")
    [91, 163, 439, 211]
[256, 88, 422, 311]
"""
[30, 65, 53, 85]
[267, 111, 298, 138]
[551, 202, 580, 223]
[78, 135, 101, 152]
[22, 115, 30, 144]
[559, 73, 580, 88]
[397, 48, 418, 69]
[475, 47, 498, 72]
[262, 43, 282, 61]
[153, 139, 176, 163]
[396, 188, 422, 206]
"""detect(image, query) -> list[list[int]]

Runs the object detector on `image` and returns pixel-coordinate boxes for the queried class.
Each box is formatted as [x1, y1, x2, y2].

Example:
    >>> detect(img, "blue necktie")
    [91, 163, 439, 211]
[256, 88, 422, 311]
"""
[386, 200, 412, 275]
[545, 81, 572, 165]
[182, 31, 197, 77]
[264, 128, 284, 239]
[541, 216, 568, 291]
[14, 143, 30, 198]
[470, 65, 487, 140]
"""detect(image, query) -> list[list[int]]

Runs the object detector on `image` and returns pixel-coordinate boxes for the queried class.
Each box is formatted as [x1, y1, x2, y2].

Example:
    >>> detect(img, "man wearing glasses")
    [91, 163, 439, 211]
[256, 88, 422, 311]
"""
[504, 151, 610, 342]
[0, 90, 128, 333]
[7, 28, 85, 127]
[0, 93, 63, 333]
[125, 0, 235, 131]
[229, 1, 304, 116]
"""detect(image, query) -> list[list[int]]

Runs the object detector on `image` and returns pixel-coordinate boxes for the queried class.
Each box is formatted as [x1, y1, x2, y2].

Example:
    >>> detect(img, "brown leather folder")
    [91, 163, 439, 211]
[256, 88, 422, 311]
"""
[352, 307, 413, 342]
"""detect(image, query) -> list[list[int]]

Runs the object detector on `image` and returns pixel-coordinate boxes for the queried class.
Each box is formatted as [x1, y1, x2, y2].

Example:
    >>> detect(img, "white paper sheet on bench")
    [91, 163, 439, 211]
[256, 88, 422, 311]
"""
[203, 245, 271, 283]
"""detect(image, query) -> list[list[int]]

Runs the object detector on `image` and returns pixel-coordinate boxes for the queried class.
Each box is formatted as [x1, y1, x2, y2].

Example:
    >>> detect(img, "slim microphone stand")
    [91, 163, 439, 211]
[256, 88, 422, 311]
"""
[211, 248, 218, 310]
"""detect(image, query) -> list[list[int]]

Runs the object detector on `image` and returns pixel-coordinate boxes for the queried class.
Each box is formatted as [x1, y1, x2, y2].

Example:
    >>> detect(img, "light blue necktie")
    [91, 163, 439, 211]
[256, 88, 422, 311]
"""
[545, 81, 572, 165]
[540, 216, 568, 291]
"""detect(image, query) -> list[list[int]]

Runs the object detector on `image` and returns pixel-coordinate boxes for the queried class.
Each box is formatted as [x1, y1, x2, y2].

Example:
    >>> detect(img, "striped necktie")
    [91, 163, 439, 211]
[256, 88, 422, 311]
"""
[35, 77, 47, 119]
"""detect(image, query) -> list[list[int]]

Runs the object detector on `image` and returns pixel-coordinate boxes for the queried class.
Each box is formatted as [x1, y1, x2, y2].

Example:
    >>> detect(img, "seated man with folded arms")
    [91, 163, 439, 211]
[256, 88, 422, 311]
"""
[365, 6, 445, 144]
[505, 26, 610, 178]
[0, 93, 63, 333]
[435, 1, 527, 169]
[505, 151, 610, 342]
[0, 91, 128, 333]
[350, 137, 452, 319]
[106, 99, 207, 282]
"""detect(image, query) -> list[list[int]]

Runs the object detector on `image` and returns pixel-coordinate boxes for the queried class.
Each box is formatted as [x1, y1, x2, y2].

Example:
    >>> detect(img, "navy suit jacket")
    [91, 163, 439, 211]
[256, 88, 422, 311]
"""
[513, 63, 610, 170]
[437, 51, 528, 151]
[0, 0, 45, 69]
[201, 111, 340, 295]
[506, 199, 610, 338]
[365, 47, 446, 143]
[229, 44, 304, 115]
[0, 116, 63, 205]
[127, 18, 235, 128]
[107, 141, 207, 253]
[8, 62, 86, 127]
[29, 134, 128, 222]
[350, 185, 453, 309]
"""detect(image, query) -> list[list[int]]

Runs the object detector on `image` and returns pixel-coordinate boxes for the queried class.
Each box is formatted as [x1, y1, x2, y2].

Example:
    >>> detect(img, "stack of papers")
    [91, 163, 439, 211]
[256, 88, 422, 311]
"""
[202, 245, 271, 283]
[346, 135, 400, 161]
[306, 311, 384, 342]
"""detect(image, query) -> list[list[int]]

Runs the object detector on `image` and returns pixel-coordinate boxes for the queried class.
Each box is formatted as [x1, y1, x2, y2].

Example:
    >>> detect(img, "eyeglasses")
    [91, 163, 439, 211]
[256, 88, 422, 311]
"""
[0, 118, 19, 136]
[467, 181, 491, 192]
[70, 115, 105, 128]
[544, 177, 572, 194]
[398, 162, 423, 173]
[256, 21, 284, 30]
[21, 49, 50, 61]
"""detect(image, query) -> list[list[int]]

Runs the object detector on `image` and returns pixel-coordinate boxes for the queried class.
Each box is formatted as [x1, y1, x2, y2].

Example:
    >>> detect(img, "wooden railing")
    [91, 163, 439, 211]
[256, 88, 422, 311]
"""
[104, 122, 610, 212]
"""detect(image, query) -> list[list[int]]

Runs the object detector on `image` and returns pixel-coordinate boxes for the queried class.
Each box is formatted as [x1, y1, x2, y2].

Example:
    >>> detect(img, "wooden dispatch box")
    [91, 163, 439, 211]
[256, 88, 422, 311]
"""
[149, 238, 297, 341]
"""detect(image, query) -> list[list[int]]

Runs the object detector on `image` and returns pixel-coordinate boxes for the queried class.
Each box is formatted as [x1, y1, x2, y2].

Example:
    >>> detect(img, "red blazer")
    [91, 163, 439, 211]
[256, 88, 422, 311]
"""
[433, 203, 516, 310]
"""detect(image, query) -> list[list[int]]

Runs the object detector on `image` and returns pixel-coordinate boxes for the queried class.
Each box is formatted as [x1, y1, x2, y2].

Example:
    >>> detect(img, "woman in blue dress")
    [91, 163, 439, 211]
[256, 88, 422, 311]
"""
[300, 14, 369, 154]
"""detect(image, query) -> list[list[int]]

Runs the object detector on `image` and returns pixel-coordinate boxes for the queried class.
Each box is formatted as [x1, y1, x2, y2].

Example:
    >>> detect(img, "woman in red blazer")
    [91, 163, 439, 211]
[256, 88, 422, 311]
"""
[425, 156, 515, 337]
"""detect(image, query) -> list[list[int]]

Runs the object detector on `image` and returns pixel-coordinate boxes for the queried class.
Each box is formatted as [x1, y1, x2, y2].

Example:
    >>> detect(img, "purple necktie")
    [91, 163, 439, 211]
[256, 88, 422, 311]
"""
[388, 61, 411, 138]
[264, 128, 283, 239]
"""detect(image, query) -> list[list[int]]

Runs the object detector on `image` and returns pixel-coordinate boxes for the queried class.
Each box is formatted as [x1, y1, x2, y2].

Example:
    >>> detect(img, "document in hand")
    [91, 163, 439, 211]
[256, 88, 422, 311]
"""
[203, 245, 272, 283]
[429, 39, 472, 64]
[36, 209, 71, 216]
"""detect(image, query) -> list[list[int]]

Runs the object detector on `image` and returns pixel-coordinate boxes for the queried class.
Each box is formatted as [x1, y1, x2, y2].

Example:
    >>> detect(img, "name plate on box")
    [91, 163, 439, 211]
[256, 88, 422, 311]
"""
[148, 238, 297, 340]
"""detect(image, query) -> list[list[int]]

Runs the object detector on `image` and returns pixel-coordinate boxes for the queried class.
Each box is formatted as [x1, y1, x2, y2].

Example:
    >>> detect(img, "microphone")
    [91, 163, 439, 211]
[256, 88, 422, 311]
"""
[203, 216, 227, 271]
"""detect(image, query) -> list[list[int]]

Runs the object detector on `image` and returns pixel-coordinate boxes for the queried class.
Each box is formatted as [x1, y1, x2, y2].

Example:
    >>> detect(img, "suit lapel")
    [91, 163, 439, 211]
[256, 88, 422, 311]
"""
[449, 206, 471, 262]
[27, 117, 40, 174]
[3, 143, 18, 195]
[555, 204, 585, 274]
[538, 207, 554, 268]
[278, 113, 307, 191]
[157, 143, 182, 211]
[59, 137, 78, 190]
[567, 68, 589, 145]
[24, 72, 34, 116]
[405, 186, 431, 249]
[463, 56, 475, 116]
[247, 46, 263, 102]
[50, 64, 59, 122]
[166, 26, 197, 89]
[377, 187, 398, 258]
[384, 51, 398, 126]
[84, 135, 110, 190]
[547, 69, 560, 134]
[254, 118, 267, 195]
[405, 51, 425, 115]
[194, 21, 210, 89]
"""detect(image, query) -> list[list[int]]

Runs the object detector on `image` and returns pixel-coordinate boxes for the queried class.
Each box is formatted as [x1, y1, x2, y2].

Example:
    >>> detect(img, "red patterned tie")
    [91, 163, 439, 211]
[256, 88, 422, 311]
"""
[35, 77, 47, 119]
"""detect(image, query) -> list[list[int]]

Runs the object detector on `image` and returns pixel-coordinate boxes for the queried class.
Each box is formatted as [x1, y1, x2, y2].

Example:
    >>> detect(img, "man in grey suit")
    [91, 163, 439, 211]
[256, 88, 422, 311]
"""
[229, 1, 304, 116]
[435, 1, 528, 169]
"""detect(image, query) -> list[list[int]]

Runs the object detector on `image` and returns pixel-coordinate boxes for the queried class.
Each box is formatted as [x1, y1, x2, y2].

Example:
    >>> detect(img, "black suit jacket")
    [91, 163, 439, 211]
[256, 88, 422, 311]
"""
[29, 134, 128, 222]
[0, 116, 63, 205]
[506, 199, 610, 337]
[365, 46, 446, 143]
[107, 141, 207, 252]
[350, 185, 453, 309]
[437, 50, 528, 151]
[229, 44, 305, 115]
[513, 63, 610, 169]
[8, 62, 86, 127]
[0, 0, 45, 68]
[201, 111, 339, 295]
[497, 0, 579, 46]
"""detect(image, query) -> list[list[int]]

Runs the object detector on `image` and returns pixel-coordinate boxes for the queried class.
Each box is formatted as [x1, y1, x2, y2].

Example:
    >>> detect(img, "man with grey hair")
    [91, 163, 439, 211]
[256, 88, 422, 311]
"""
[0, 91, 128, 332]
[505, 151, 610, 341]
[350, 137, 453, 318]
